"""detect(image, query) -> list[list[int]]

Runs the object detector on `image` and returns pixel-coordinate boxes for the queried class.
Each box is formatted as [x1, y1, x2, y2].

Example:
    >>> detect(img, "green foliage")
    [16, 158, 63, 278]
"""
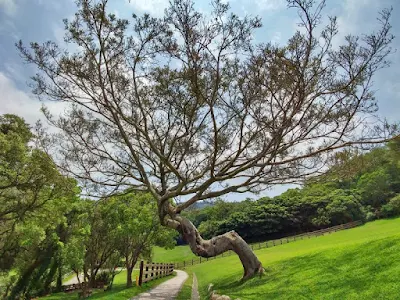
[381, 194, 400, 218]
[94, 193, 177, 286]
[0, 114, 81, 299]
[95, 271, 111, 284]
[184, 142, 400, 242]
[60, 192, 177, 289]
[357, 168, 391, 207]
[0, 114, 177, 297]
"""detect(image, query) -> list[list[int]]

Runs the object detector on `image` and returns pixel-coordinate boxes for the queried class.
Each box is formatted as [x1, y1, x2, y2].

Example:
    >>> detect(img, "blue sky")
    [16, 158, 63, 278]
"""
[0, 0, 399, 200]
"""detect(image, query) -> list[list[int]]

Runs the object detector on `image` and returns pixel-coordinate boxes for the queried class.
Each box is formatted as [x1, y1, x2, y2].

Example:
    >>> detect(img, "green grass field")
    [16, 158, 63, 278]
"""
[175, 218, 400, 299]
[39, 270, 174, 300]
[153, 245, 198, 263]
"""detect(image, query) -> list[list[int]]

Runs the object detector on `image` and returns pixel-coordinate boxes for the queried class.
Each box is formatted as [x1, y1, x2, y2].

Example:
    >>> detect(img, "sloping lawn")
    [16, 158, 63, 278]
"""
[176, 218, 400, 299]
[153, 245, 198, 263]
[40, 270, 175, 300]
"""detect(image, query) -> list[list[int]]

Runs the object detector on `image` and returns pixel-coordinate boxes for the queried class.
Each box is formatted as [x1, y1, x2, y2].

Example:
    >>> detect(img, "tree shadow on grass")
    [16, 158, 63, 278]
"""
[212, 236, 400, 300]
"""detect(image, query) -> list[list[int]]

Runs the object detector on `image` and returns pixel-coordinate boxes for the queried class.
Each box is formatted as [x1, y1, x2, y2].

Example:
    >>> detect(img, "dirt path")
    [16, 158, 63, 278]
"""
[130, 270, 188, 300]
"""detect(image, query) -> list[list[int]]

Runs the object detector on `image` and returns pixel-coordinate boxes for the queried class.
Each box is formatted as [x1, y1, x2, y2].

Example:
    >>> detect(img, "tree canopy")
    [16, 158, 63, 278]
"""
[18, 0, 398, 279]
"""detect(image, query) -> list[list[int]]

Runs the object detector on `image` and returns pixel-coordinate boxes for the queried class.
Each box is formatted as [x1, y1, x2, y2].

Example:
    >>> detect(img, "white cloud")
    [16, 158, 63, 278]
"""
[0, 0, 17, 16]
[0, 72, 41, 125]
[270, 31, 282, 44]
[52, 23, 66, 46]
[335, 0, 381, 43]
[0, 72, 66, 126]
[254, 0, 285, 12]
[3, 63, 25, 83]
[126, 0, 169, 17]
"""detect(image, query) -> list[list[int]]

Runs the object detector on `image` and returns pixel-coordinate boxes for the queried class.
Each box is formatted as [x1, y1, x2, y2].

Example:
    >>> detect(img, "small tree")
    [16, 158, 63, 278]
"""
[103, 193, 176, 287]
[19, 0, 397, 279]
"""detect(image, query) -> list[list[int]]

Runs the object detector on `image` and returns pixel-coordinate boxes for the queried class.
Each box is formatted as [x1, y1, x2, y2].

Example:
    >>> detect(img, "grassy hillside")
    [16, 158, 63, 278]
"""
[153, 245, 198, 263]
[156, 218, 400, 264]
[176, 218, 400, 299]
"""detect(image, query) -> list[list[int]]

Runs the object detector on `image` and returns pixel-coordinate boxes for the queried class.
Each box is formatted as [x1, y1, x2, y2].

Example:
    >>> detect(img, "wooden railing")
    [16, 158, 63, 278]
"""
[138, 261, 174, 286]
[174, 220, 363, 269]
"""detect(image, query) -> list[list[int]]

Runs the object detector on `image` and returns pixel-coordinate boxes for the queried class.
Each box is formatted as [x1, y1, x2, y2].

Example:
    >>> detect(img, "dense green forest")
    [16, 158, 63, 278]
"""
[0, 115, 175, 299]
[183, 140, 400, 242]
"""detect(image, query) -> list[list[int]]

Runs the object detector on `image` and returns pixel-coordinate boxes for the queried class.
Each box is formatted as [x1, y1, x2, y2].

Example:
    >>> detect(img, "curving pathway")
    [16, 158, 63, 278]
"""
[130, 270, 188, 300]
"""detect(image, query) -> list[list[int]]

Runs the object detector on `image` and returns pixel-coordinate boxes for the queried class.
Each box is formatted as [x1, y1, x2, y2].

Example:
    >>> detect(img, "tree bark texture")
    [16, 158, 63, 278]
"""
[126, 266, 133, 287]
[173, 216, 263, 280]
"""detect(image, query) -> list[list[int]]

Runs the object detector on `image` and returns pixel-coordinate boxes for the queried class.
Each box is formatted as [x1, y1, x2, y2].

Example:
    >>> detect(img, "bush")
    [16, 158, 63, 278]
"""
[381, 195, 400, 218]
[365, 211, 376, 222]
[95, 271, 111, 284]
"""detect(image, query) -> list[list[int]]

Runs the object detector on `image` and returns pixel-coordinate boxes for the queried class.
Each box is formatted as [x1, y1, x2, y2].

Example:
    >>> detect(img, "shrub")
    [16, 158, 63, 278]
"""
[365, 211, 376, 222]
[382, 194, 400, 218]
[95, 271, 111, 284]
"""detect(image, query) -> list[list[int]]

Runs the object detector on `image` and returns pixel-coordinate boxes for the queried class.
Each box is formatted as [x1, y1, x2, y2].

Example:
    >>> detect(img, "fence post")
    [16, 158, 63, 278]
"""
[280, 239, 282, 245]
[138, 261, 144, 286]
[266, 242, 268, 248]
[200, 257, 202, 263]
[183, 260, 185, 268]
[272, 240, 275, 246]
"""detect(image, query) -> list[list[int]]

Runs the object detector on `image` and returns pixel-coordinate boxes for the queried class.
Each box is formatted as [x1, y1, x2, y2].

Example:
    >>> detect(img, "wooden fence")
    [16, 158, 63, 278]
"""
[174, 220, 363, 269]
[138, 261, 174, 286]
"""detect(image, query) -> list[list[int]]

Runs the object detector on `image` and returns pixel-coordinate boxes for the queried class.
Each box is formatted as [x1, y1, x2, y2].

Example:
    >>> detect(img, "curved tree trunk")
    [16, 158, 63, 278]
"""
[170, 216, 263, 280]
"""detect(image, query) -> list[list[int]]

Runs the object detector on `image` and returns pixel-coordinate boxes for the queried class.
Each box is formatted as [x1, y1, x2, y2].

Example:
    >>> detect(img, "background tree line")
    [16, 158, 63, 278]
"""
[0, 114, 176, 299]
[183, 139, 400, 243]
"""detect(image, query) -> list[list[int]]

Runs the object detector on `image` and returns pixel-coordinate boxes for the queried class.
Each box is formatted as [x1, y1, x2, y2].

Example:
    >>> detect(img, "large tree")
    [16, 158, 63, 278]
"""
[0, 114, 77, 272]
[18, 0, 397, 279]
[0, 114, 79, 299]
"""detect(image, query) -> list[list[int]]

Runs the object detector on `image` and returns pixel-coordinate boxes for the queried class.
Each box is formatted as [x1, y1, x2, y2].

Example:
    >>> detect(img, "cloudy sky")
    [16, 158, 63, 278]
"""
[0, 0, 399, 200]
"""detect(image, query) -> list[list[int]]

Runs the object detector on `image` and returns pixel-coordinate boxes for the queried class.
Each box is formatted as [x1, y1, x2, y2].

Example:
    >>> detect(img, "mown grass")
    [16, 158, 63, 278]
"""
[153, 245, 198, 263]
[40, 270, 174, 300]
[174, 217, 400, 299]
